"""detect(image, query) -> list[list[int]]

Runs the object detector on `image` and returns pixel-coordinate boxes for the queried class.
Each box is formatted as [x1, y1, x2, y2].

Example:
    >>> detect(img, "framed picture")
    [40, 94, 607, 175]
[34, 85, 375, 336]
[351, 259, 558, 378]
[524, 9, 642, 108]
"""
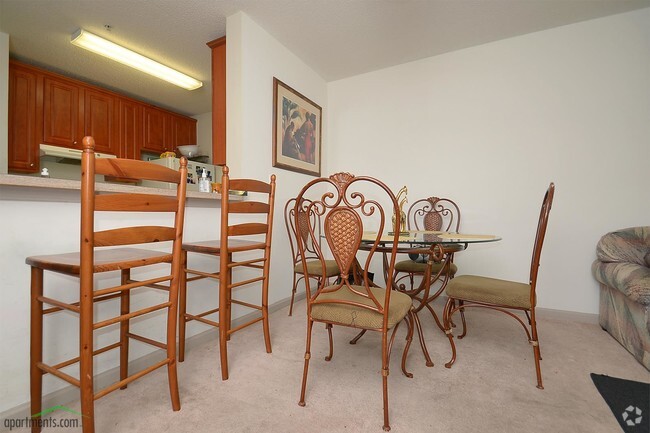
[273, 78, 322, 176]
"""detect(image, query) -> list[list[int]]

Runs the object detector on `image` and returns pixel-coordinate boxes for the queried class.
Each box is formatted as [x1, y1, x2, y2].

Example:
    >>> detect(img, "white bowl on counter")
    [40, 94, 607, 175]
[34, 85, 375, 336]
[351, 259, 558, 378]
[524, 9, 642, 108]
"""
[176, 145, 201, 157]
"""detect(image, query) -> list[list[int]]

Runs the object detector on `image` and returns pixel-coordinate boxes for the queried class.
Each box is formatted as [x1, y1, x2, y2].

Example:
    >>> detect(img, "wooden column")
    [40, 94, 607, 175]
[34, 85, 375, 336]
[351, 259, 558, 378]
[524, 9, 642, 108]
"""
[207, 36, 226, 166]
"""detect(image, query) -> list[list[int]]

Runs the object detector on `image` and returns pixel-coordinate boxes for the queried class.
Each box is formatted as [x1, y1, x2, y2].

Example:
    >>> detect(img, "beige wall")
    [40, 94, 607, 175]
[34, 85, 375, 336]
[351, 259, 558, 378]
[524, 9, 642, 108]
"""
[326, 8, 650, 314]
[225, 12, 328, 308]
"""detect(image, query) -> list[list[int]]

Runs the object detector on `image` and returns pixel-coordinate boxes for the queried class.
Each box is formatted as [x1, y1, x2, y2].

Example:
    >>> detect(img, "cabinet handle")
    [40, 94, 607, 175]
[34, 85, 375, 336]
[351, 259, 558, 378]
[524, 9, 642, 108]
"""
[30, 163, 34, 167]
[73, 141, 78, 145]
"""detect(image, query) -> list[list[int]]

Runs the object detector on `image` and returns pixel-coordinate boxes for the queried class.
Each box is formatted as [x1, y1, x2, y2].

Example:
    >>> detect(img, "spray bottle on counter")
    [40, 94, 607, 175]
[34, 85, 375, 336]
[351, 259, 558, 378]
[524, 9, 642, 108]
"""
[199, 169, 211, 193]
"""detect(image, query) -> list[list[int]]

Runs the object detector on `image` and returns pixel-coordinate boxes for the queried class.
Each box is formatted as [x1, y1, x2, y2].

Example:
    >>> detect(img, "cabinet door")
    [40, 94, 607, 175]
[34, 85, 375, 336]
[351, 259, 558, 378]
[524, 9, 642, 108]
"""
[84, 88, 118, 155]
[43, 75, 82, 148]
[8, 65, 39, 173]
[172, 115, 197, 148]
[119, 99, 142, 159]
[142, 106, 170, 153]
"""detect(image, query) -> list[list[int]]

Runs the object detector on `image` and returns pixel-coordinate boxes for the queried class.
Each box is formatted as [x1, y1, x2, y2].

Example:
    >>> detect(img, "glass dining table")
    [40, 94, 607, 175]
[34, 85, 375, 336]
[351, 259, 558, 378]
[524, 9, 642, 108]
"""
[356, 230, 501, 367]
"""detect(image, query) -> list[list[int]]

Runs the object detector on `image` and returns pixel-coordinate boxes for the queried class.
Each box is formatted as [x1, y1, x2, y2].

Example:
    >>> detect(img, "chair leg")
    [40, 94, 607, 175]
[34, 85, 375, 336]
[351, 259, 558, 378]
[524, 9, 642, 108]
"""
[401, 312, 415, 378]
[119, 270, 130, 390]
[349, 329, 366, 345]
[261, 266, 272, 354]
[325, 323, 333, 361]
[288, 272, 298, 316]
[178, 251, 187, 362]
[219, 258, 230, 381]
[458, 300, 467, 339]
[79, 280, 95, 432]
[167, 266, 181, 410]
[299, 320, 314, 407]
[412, 311, 434, 367]
[30, 267, 43, 433]
[530, 311, 544, 389]
[443, 297, 457, 369]
[381, 331, 391, 432]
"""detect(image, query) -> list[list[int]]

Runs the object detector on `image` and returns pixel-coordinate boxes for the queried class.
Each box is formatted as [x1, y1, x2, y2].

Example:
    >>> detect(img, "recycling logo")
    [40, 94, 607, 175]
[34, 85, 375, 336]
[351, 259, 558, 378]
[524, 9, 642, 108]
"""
[621, 405, 643, 426]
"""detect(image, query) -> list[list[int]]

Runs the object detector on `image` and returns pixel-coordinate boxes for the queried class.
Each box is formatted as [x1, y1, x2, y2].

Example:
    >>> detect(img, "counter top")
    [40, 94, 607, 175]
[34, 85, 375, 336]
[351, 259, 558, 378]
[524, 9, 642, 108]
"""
[0, 174, 242, 206]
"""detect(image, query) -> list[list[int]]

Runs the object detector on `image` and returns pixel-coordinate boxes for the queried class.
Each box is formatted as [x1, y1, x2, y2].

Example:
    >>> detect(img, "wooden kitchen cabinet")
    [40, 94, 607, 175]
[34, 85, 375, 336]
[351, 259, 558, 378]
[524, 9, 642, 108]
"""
[43, 75, 82, 148]
[7, 60, 198, 170]
[8, 63, 39, 173]
[142, 106, 171, 154]
[141, 108, 197, 155]
[207, 36, 226, 165]
[172, 115, 197, 148]
[84, 88, 118, 155]
[118, 98, 142, 159]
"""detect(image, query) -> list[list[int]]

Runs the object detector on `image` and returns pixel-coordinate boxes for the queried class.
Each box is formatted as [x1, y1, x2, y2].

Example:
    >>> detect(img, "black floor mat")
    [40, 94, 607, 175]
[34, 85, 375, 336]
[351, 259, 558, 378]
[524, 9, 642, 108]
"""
[591, 373, 650, 432]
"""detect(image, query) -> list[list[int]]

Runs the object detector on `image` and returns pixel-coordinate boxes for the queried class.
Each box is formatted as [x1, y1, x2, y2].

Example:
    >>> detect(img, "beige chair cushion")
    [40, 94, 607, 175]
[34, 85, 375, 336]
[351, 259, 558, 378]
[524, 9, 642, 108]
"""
[311, 285, 412, 329]
[394, 260, 458, 276]
[295, 259, 340, 278]
[445, 275, 532, 309]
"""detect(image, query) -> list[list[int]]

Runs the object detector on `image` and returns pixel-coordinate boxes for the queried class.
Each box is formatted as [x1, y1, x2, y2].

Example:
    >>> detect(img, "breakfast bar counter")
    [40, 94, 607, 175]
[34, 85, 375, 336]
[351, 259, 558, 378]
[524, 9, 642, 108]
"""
[0, 174, 245, 205]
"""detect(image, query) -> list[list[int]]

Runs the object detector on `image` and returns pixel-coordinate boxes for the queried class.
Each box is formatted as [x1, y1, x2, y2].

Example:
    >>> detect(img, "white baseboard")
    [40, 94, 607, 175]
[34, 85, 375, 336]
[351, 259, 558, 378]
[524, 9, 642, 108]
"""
[0, 291, 306, 423]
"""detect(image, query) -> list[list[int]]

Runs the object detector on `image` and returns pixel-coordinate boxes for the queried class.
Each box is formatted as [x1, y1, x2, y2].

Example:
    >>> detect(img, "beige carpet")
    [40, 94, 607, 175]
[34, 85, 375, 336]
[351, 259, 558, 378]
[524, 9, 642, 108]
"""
[22, 299, 650, 432]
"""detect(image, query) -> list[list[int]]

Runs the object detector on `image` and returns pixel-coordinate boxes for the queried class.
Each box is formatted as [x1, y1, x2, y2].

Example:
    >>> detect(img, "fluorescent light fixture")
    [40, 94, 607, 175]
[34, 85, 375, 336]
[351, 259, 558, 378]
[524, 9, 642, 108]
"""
[71, 28, 202, 90]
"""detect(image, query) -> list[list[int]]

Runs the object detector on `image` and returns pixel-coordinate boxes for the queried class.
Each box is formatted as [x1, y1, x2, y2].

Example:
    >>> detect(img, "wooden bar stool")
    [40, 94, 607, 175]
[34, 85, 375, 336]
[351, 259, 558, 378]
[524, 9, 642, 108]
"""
[27, 136, 188, 433]
[178, 166, 276, 380]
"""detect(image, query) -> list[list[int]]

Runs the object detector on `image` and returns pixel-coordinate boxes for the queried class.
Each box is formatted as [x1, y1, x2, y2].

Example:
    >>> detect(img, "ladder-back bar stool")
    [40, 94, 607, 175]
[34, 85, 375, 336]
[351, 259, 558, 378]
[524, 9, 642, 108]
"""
[27, 136, 188, 433]
[179, 166, 276, 380]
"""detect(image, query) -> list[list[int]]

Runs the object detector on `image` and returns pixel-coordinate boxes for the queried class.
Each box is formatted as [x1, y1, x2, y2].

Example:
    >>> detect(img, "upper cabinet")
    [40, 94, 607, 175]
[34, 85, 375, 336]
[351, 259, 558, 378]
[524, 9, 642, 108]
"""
[8, 63, 39, 173]
[141, 106, 197, 154]
[43, 75, 82, 148]
[207, 37, 226, 166]
[142, 106, 171, 154]
[118, 98, 142, 160]
[172, 115, 197, 148]
[84, 88, 118, 155]
[7, 60, 198, 170]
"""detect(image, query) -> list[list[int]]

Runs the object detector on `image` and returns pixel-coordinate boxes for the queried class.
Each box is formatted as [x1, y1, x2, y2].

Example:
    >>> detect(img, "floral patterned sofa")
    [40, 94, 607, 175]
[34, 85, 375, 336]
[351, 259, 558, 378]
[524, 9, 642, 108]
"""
[592, 226, 650, 370]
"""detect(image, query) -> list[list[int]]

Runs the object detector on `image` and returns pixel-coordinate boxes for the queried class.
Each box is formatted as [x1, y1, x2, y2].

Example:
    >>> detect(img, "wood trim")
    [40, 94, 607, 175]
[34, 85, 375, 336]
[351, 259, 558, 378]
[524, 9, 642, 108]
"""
[207, 36, 226, 165]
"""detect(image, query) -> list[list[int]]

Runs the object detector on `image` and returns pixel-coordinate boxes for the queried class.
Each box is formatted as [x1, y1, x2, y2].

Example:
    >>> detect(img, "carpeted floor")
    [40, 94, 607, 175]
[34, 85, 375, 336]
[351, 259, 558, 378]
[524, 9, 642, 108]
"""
[20, 299, 650, 432]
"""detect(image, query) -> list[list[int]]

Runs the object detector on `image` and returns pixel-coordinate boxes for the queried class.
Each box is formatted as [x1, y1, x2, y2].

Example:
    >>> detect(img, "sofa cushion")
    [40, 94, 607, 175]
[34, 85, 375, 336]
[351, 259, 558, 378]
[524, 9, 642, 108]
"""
[596, 226, 650, 267]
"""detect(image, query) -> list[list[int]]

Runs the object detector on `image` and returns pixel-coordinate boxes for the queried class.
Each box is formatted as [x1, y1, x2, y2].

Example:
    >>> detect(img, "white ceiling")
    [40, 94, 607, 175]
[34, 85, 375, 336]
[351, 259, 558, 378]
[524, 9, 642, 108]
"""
[1, 0, 648, 116]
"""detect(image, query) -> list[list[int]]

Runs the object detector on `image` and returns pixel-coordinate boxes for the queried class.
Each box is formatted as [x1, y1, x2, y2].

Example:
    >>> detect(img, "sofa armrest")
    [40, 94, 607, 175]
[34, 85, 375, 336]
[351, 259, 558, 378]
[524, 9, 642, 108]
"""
[593, 260, 650, 306]
[596, 226, 650, 266]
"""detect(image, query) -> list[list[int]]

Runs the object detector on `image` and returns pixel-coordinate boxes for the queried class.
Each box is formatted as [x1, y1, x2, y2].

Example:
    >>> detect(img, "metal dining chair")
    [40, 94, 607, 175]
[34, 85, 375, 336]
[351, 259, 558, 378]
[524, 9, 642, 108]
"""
[27, 136, 187, 433]
[295, 172, 418, 432]
[442, 183, 555, 389]
[284, 197, 339, 316]
[392, 196, 463, 331]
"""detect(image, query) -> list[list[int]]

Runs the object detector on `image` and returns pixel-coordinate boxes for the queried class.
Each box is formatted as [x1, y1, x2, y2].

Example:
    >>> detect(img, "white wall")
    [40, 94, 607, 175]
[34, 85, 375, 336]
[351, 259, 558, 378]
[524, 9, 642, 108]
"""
[225, 12, 328, 306]
[0, 190, 226, 413]
[327, 9, 650, 314]
[0, 11, 328, 413]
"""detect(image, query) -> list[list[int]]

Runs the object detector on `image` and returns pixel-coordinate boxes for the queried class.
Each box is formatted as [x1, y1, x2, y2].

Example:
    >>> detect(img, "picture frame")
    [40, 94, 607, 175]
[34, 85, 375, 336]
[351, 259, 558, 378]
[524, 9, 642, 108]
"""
[272, 78, 322, 176]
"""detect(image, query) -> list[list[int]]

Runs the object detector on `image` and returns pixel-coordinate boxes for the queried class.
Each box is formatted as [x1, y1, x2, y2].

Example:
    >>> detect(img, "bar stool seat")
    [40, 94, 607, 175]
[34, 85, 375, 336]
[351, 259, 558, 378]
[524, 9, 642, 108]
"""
[26, 248, 172, 273]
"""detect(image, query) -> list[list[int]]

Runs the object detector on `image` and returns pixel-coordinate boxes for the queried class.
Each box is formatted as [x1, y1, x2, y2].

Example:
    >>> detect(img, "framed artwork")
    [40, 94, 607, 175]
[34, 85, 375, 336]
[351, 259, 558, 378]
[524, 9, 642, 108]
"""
[273, 78, 322, 176]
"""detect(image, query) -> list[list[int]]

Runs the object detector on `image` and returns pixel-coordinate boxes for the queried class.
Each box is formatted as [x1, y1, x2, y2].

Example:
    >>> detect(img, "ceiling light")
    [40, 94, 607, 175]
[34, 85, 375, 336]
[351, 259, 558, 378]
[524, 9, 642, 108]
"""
[71, 28, 202, 90]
